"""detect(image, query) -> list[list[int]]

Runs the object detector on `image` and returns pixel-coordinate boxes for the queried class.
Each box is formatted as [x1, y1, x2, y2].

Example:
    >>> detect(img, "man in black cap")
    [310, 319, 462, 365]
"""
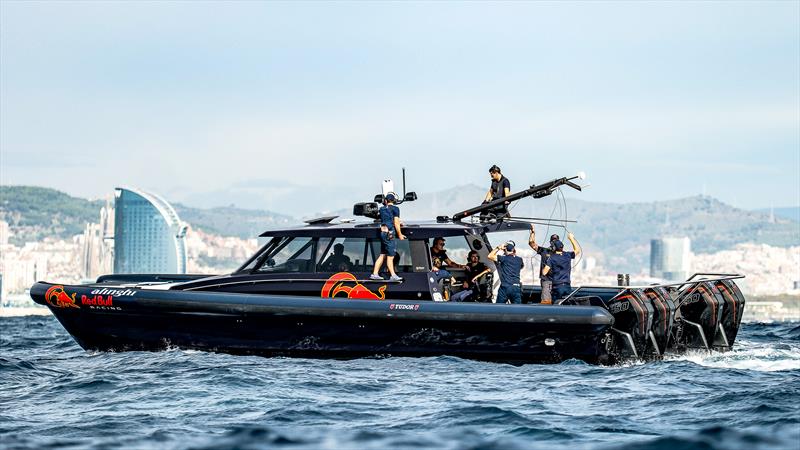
[488, 240, 524, 304]
[528, 224, 560, 304]
[483, 165, 511, 217]
[542, 232, 581, 302]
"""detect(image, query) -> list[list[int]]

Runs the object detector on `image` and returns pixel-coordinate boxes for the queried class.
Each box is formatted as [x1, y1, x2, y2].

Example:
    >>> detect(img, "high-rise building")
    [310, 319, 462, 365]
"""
[113, 187, 187, 274]
[0, 220, 9, 246]
[650, 237, 691, 281]
[82, 198, 115, 279]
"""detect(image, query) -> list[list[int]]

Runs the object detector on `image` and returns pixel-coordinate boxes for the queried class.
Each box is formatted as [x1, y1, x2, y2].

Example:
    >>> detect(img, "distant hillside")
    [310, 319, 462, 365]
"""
[0, 186, 295, 244]
[2, 185, 797, 274]
[397, 185, 799, 272]
[753, 207, 799, 223]
[0, 186, 104, 245]
[174, 204, 294, 239]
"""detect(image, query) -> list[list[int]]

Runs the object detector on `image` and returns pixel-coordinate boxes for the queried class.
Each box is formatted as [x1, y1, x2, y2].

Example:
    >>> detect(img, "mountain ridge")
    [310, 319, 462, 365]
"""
[1, 185, 797, 272]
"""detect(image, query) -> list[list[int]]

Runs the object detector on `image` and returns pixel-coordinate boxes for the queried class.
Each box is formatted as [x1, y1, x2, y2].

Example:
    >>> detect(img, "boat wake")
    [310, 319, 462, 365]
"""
[666, 333, 800, 372]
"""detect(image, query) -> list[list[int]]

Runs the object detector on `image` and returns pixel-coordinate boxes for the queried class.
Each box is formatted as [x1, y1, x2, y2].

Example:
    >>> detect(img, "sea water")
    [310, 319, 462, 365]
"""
[1, 316, 798, 450]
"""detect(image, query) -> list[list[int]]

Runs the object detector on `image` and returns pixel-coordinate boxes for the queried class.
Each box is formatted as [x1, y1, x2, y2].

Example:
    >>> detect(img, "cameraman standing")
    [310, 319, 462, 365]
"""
[488, 241, 524, 304]
[370, 194, 406, 281]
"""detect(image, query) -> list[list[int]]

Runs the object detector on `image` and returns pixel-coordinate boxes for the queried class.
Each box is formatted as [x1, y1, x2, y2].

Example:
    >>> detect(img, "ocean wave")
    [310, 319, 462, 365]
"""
[2, 318, 799, 450]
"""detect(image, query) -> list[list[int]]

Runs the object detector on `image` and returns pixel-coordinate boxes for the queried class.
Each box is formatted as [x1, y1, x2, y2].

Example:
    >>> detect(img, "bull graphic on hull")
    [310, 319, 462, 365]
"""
[321, 273, 386, 300]
[45, 285, 79, 308]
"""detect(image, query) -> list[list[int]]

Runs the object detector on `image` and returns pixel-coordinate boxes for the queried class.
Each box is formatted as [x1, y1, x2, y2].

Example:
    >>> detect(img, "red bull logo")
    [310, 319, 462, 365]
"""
[44, 285, 79, 309]
[321, 273, 386, 300]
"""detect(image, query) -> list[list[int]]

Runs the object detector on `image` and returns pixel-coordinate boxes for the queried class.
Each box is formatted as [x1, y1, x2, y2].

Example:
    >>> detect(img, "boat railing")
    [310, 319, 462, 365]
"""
[556, 272, 745, 305]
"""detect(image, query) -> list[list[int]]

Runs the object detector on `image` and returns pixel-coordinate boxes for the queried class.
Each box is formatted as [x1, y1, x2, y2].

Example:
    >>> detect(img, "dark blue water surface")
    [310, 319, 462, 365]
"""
[1, 316, 799, 450]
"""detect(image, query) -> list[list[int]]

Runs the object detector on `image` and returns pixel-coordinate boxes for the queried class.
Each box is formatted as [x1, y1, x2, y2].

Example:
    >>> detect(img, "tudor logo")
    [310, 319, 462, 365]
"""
[389, 304, 420, 311]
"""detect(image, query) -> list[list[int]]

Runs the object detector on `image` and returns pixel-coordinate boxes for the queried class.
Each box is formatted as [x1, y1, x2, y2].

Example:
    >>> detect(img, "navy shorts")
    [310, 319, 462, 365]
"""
[380, 232, 396, 256]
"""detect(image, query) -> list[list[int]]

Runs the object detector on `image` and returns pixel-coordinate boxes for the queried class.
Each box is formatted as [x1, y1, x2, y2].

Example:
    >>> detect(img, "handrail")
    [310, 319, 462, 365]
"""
[556, 273, 745, 305]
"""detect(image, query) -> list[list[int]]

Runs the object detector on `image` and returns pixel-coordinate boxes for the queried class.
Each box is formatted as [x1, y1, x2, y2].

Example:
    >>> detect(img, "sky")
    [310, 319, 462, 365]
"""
[1, 1, 798, 214]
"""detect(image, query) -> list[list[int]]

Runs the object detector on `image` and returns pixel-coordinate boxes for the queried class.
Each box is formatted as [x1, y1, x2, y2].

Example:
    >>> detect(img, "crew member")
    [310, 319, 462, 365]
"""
[430, 237, 466, 282]
[450, 251, 491, 302]
[371, 194, 406, 281]
[542, 232, 581, 302]
[488, 241, 524, 304]
[528, 225, 560, 304]
[321, 243, 352, 272]
[483, 165, 511, 217]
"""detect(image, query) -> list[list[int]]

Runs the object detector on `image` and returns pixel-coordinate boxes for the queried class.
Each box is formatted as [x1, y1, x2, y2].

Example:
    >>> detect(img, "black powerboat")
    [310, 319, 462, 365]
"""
[30, 175, 746, 364]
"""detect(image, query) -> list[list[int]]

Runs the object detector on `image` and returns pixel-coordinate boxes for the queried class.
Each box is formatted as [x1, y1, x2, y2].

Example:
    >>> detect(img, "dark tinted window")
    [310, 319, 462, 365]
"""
[256, 237, 315, 273]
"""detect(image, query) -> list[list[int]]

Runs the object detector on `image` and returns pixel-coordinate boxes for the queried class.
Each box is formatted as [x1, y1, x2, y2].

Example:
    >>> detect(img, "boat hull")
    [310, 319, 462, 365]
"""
[31, 282, 614, 364]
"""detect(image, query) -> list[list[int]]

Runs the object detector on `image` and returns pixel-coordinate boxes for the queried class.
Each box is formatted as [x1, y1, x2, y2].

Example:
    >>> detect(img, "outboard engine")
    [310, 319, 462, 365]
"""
[675, 282, 724, 351]
[713, 279, 746, 349]
[606, 289, 654, 360]
[642, 287, 676, 356]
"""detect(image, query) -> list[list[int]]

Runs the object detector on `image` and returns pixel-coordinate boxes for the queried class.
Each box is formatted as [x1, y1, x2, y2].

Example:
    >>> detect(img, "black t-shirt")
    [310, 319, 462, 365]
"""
[490, 176, 511, 201]
[431, 248, 449, 268]
[536, 246, 553, 282]
[322, 254, 352, 272]
[465, 262, 488, 287]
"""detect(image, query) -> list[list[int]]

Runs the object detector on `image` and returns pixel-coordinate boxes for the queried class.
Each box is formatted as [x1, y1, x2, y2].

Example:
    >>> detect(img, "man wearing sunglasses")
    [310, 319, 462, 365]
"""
[430, 237, 466, 282]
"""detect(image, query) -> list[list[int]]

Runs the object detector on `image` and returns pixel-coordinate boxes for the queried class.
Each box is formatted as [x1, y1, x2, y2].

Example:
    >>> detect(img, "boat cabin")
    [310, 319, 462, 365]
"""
[177, 220, 536, 302]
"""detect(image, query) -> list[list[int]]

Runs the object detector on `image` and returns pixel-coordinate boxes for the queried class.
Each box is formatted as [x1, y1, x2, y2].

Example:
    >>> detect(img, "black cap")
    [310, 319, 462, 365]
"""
[489, 164, 501, 173]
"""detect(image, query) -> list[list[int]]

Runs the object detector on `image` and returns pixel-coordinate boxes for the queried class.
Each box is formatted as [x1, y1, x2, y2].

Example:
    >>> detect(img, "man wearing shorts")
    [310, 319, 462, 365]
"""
[371, 194, 406, 281]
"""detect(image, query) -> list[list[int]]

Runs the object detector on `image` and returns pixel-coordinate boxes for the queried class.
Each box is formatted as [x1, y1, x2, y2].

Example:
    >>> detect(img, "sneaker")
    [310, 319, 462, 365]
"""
[389, 275, 404, 282]
[369, 274, 384, 280]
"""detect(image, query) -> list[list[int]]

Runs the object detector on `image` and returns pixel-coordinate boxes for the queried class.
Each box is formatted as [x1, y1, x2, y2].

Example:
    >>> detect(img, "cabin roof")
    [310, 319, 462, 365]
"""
[259, 220, 531, 239]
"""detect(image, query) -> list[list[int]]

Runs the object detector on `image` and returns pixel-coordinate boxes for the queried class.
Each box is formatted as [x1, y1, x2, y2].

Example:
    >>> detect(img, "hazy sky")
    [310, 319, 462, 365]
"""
[1, 1, 798, 212]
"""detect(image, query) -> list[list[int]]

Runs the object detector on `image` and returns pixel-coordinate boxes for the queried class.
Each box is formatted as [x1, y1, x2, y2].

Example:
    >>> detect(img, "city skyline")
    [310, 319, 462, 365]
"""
[1, 2, 798, 211]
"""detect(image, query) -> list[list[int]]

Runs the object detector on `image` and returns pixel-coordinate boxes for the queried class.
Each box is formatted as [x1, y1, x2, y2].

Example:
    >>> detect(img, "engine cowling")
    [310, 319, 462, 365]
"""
[675, 282, 724, 350]
[606, 289, 654, 359]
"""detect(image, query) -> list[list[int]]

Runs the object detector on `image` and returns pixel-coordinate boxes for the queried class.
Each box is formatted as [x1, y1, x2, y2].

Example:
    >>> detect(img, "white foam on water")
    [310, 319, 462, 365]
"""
[668, 340, 800, 372]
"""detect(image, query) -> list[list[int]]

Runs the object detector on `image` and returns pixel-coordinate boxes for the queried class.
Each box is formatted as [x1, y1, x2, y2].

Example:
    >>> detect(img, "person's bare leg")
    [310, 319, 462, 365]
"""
[372, 255, 385, 276]
[387, 256, 396, 277]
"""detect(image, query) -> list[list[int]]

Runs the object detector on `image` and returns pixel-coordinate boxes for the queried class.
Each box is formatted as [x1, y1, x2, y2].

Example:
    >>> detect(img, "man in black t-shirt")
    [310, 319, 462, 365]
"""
[430, 237, 465, 282]
[450, 251, 491, 302]
[321, 243, 352, 272]
[483, 165, 511, 217]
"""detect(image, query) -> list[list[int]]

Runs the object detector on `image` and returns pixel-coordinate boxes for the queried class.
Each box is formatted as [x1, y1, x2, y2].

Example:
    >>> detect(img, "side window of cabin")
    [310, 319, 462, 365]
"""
[318, 238, 368, 273]
[367, 239, 413, 273]
[257, 237, 315, 273]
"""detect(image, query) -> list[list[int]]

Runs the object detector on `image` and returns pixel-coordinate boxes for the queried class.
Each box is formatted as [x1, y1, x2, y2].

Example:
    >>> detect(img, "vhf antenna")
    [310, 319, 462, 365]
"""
[402, 167, 407, 198]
